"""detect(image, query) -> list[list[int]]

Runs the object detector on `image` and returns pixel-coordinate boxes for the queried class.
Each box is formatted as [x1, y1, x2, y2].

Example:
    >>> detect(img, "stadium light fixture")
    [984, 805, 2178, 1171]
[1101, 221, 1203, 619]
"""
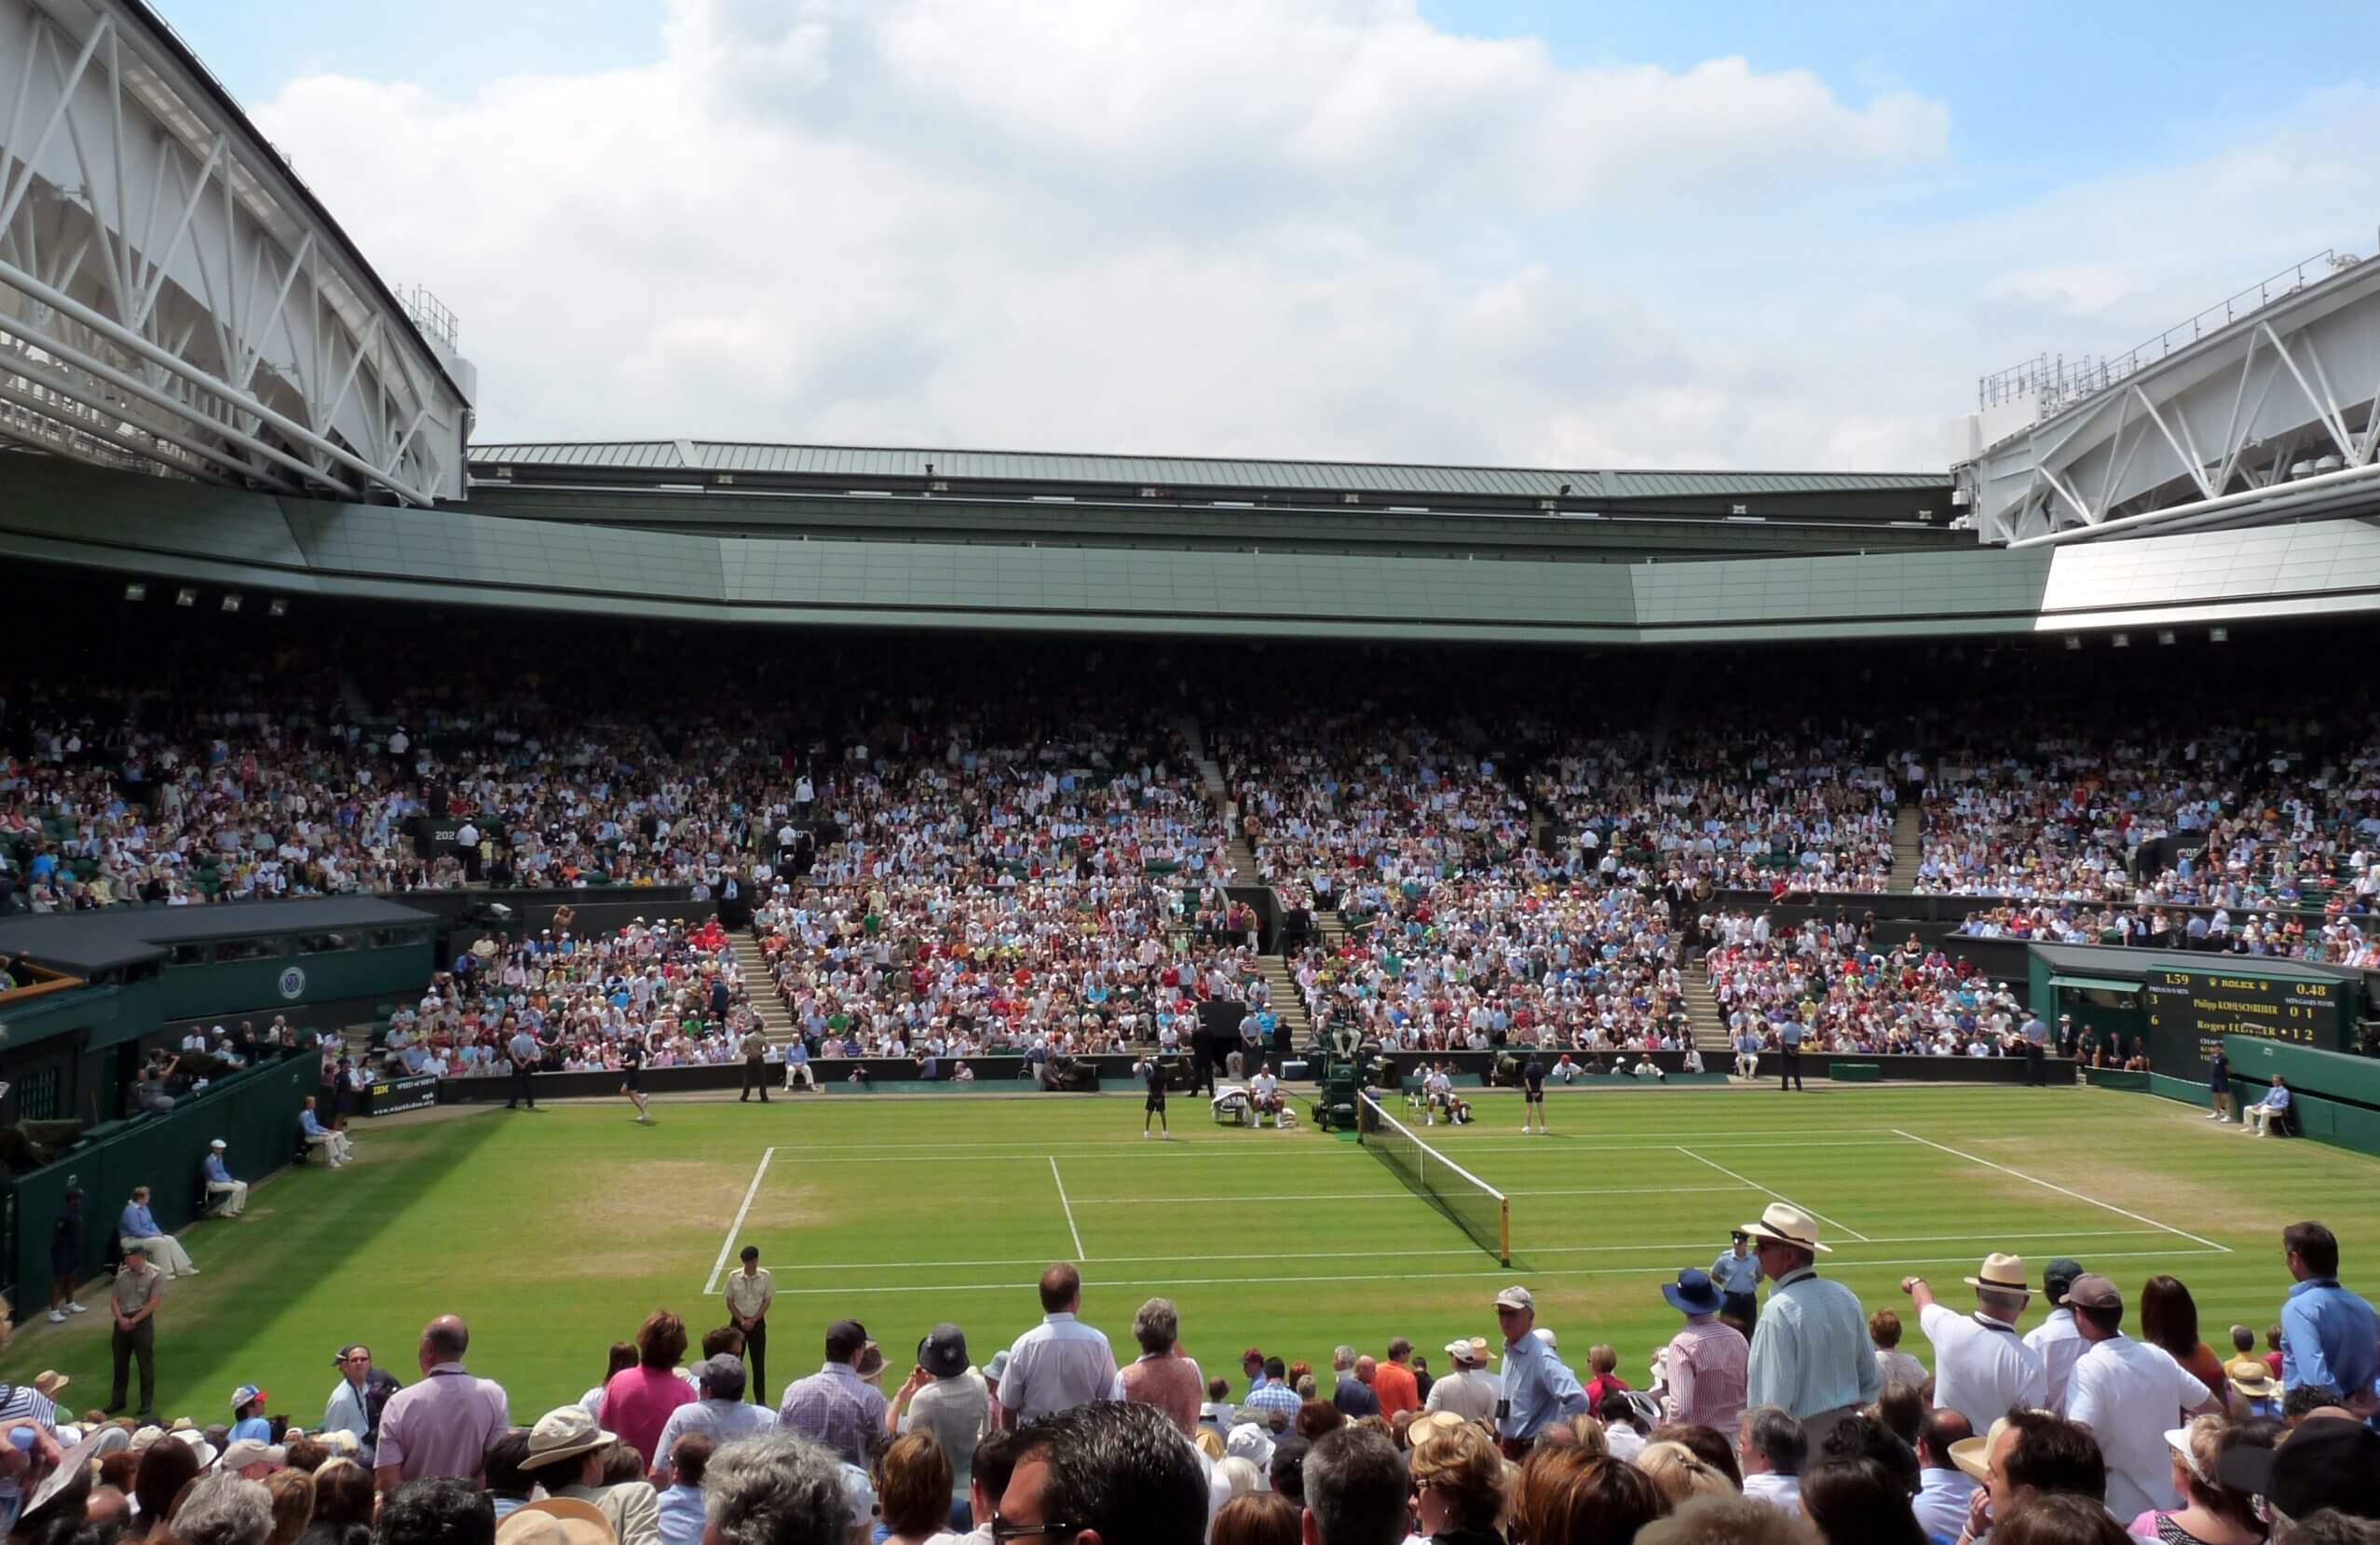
[2063, 635, 2082, 651]
[174, 587, 197, 607]
[123, 582, 146, 602]
[2112, 631, 2129, 647]
[2210, 626, 2229, 643]
[220, 593, 242, 614]
[268, 598, 289, 617]
[2156, 630, 2176, 645]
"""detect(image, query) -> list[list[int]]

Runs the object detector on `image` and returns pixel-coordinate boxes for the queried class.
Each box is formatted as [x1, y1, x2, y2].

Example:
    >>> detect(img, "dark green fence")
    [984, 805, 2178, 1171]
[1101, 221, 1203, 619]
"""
[0, 1057, 320, 1319]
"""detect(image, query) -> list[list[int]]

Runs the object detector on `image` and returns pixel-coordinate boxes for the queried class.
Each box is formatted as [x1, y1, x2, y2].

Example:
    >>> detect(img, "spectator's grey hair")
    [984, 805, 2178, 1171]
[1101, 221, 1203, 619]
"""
[1133, 1298, 1182, 1358]
[172, 1473, 275, 1545]
[1745, 1406, 1808, 1477]
[1332, 1345, 1356, 1370]
[1302, 1427, 1408, 1545]
[703, 1433, 852, 1545]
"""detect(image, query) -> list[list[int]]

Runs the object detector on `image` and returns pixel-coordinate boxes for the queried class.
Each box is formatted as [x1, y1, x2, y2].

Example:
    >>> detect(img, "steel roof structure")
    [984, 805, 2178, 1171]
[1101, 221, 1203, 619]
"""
[469, 438, 1943, 505]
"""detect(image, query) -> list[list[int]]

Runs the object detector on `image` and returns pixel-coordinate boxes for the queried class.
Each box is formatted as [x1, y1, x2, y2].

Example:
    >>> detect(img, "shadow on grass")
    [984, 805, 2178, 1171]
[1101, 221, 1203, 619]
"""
[0, 1110, 509, 1419]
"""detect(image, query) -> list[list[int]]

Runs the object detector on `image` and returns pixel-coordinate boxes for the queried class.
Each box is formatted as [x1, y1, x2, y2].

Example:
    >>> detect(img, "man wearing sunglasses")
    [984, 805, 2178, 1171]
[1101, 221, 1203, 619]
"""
[990, 1402, 1204, 1545]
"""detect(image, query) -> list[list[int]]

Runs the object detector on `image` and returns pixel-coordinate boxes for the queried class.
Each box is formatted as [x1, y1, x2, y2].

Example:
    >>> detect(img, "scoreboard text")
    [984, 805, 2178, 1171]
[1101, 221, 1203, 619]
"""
[2142, 967, 2346, 1073]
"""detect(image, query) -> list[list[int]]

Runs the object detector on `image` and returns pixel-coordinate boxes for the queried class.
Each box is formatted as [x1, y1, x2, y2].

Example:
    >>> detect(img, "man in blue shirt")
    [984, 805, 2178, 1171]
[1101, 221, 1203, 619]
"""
[116, 1186, 197, 1276]
[1710, 1231, 1763, 1330]
[2279, 1221, 2380, 1415]
[202, 1139, 248, 1216]
[299, 1097, 353, 1167]
[2018, 1012, 2049, 1086]
[1495, 1285, 1586, 1445]
[1743, 1203, 1880, 1446]
[2243, 1077, 2292, 1138]
[1777, 1021, 1807, 1091]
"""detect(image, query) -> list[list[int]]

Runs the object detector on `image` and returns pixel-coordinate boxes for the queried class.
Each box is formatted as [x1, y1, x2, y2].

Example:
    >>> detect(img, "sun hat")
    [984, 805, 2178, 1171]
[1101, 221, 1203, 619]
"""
[210, 1139, 226, 1150]
[1443, 1336, 1495, 1366]
[1533, 1327, 1558, 1350]
[1964, 1254, 2030, 1293]
[1662, 1267, 1724, 1316]
[2215, 1416, 2380, 1522]
[985, 1349, 1012, 1385]
[32, 1372, 67, 1400]
[1738, 1202, 1831, 1254]
[496, 1498, 617, 1545]
[1224, 1423, 1275, 1470]
[519, 1406, 618, 1470]
[220, 1439, 286, 1472]
[170, 1430, 218, 1470]
[918, 1323, 970, 1380]
[2224, 1358, 2278, 1399]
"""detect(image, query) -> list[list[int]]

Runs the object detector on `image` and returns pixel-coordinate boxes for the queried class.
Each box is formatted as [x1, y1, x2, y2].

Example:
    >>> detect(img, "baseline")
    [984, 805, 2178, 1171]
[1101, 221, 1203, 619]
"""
[1674, 1145, 1871, 1242]
[700, 1145, 777, 1295]
[1891, 1130, 2232, 1254]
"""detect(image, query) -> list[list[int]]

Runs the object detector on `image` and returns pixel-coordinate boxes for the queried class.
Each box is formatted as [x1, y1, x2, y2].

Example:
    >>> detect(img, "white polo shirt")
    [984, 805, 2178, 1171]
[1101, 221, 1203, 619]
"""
[2065, 1334, 2210, 1520]
[2022, 1308, 2087, 1414]
[1919, 1302, 2046, 1432]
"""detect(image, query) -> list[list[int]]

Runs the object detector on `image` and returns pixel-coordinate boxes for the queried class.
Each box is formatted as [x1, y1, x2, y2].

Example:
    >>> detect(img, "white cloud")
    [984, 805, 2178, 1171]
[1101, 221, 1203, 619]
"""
[249, 0, 2380, 474]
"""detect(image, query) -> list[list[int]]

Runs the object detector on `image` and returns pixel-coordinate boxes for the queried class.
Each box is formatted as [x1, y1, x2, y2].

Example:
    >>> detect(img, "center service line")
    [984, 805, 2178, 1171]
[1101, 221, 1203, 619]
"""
[703, 1146, 777, 1295]
[1051, 1156, 1088, 1262]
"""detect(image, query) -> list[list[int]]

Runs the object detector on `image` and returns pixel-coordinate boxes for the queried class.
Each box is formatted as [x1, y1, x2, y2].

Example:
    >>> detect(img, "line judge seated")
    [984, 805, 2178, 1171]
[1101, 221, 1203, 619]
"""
[116, 1186, 198, 1277]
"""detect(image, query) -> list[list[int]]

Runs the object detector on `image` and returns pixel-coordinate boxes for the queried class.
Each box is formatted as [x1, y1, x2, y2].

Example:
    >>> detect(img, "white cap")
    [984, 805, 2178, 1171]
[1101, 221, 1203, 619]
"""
[209, 1139, 226, 1150]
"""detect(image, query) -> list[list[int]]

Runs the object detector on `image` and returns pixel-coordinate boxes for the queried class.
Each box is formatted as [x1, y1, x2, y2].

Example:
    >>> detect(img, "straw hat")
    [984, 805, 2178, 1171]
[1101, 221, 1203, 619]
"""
[519, 1407, 617, 1471]
[1963, 1254, 2030, 1293]
[496, 1498, 616, 1545]
[1737, 1202, 1831, 1254]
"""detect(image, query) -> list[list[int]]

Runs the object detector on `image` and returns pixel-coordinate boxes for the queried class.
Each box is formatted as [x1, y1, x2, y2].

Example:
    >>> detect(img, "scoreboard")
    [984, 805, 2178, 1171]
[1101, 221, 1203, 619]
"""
[2142, 966, 2349, 1074]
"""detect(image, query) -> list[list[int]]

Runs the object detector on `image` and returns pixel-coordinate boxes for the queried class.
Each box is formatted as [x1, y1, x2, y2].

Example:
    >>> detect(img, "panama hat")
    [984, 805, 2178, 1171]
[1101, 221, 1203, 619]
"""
[1738, 1202, 1832, 1254]
[496, 1498, 616, 1545]
[1662, 1268, 1724, 1316]
[32, 1371, 67, 1400]
[2224, 1358, 2278, 1399]
[518, 1406, 617, 1470]
[1963, 1254, 2030, 1293]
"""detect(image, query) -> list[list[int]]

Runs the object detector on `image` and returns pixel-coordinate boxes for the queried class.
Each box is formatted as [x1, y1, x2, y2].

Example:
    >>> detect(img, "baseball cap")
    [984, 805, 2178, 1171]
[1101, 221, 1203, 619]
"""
[824, 1320, 870, 1361]
[333, 1345, 370, 1368]
[220, 1439, 286, 1471]
[693, 1355, 747, 1399]
[230, 1384, 267, 1410]
[2059, 1273, 2121, 1311]
[1495, 1285, 1534, 1310]
[210, 1139, 226, 1150]
[2216, 1417, 2380, 1522]
[1443, 1337, 1495, 1365]
[2042, 1257, 2084, 1295]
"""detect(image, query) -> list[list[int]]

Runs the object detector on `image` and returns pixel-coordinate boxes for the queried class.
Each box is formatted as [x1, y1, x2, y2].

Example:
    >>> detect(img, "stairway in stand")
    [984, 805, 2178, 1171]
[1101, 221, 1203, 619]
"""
[727, 932, 799, 1046]
[1682, 955, 1733, 1059]
[1888, 803, 1924, 891]
[1180, 714, 1260, 884]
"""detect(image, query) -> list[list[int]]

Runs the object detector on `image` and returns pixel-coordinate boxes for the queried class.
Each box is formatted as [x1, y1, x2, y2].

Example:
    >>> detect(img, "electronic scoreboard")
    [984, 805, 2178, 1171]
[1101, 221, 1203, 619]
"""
[2142, 966, 2349, 1075]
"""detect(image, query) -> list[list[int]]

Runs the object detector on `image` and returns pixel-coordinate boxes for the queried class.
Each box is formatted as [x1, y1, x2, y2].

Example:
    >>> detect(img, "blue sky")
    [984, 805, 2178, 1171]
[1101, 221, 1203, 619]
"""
[166, 0, 2380, 469]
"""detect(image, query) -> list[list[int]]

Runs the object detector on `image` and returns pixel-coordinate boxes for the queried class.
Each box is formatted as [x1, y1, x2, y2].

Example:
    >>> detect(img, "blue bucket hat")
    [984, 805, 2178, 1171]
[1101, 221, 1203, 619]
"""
[1661, 1267, 1724, 1316]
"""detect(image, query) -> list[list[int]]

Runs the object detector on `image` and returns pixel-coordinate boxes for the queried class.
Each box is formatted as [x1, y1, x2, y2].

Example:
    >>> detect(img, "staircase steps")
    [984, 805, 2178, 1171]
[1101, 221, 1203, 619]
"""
[1681, 957, 1733, 1053]
[728, 933, 800, 1043]
[1889, 804, 1924, 891]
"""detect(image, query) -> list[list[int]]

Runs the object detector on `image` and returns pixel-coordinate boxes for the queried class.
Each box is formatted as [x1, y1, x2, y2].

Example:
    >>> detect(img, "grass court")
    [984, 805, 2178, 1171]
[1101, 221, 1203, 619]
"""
[5, 1082, 2373, 1430]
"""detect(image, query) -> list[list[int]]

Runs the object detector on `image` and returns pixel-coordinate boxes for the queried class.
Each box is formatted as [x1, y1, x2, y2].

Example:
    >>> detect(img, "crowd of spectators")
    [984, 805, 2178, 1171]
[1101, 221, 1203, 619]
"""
[1697, 910, 2026, 1057]
[15, 1223, 2375, 1545]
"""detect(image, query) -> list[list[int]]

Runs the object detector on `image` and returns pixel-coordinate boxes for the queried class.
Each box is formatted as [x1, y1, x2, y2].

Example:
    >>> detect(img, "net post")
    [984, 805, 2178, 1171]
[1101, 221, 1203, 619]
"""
[1499, 1199, 1511, 1268]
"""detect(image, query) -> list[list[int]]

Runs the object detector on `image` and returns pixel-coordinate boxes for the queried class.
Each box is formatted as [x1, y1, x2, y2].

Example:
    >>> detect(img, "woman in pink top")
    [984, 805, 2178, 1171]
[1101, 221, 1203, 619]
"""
[600, 1311, 699, 1470]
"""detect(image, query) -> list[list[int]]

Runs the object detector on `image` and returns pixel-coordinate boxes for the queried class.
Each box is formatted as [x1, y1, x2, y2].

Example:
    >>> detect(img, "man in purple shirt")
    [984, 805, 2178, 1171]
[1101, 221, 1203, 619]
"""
[373, 1315, 511, 1491]
[777, 1318, 886, 1468]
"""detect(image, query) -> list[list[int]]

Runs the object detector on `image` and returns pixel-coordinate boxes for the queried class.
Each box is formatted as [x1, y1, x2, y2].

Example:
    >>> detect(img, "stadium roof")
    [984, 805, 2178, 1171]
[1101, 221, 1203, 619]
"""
[0, 897, 434, 975]
[469, 439, 1944, 502]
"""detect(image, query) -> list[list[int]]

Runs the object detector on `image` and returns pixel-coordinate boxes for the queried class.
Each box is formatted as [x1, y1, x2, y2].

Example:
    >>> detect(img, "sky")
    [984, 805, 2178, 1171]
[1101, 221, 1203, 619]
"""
[158, 0, 2380, 471]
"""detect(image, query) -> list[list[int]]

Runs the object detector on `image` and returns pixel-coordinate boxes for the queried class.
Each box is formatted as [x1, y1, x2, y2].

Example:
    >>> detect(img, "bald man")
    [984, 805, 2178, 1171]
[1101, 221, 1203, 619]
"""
[373, 1315, 512, 1489]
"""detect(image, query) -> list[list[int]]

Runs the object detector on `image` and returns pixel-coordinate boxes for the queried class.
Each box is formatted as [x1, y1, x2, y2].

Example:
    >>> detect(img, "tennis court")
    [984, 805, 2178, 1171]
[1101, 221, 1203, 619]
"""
[7, 1080, 2370, 1420]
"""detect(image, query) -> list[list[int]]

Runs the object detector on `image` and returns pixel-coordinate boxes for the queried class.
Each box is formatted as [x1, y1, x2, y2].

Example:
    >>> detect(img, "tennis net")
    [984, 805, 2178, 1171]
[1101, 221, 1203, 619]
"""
[1357, 1092, 1510, 1266]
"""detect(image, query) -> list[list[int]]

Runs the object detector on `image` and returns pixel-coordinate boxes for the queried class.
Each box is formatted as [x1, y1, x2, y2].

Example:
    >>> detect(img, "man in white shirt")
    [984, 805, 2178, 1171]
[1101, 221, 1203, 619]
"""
[1738, 1405, 1805, 1516]
[2023, 1257, 2088, 1414]
[997, 1263, 1117, 1427]
[1423, 1337, 1502, 1423]
[1911, 1408, 1977, 1539]
[1900, 1253, 2046, 1432]
[2060, 1273, 2222, 1520]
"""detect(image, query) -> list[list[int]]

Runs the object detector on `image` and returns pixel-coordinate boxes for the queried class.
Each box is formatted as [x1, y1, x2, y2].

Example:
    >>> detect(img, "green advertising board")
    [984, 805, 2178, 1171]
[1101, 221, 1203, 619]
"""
[2142, 965, 2349, 1076]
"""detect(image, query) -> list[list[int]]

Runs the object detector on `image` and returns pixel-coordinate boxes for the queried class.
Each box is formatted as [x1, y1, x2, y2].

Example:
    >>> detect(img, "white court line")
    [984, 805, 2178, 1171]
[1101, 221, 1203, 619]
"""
[755, 1245, 2227, 1297]
[1675, 1145, 1872, 1242]
[755, 1127, 1918, 1153]
[1050, 1157, 1087, 1262]
[1891, 1130, 2233, 1254]
[701, 1146, 776, 1294]
[753, 1227, 2179, 1275]
[761, 1138, 1912, 1164]
[1068, 1185, 1755, 1205]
